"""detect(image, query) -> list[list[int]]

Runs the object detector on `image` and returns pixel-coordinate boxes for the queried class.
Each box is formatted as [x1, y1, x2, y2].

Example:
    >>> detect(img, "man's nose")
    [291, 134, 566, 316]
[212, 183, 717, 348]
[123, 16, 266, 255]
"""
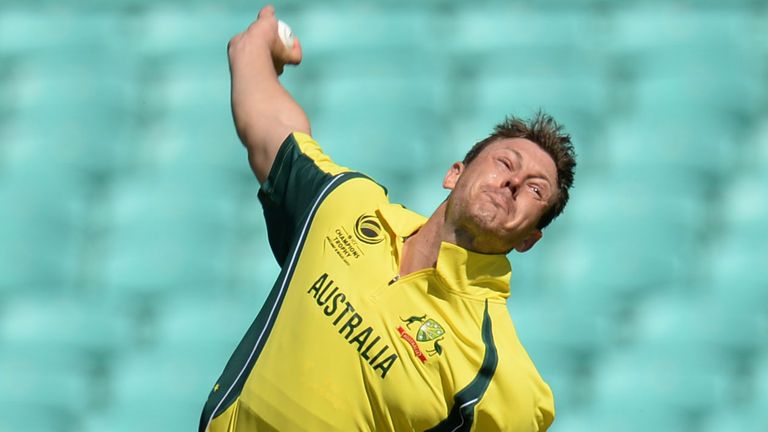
[503, 175, 523, 198]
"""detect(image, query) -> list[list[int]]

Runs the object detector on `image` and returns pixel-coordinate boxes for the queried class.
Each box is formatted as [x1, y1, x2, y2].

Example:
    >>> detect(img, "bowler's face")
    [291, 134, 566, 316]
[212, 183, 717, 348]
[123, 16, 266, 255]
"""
[443, 138, 558, 254]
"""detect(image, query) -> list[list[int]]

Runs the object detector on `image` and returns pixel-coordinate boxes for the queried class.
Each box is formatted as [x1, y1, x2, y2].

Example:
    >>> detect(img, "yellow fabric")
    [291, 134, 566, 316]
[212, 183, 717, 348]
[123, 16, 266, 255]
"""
[208, 134, 554, 431]
[293, 131, 349, 176]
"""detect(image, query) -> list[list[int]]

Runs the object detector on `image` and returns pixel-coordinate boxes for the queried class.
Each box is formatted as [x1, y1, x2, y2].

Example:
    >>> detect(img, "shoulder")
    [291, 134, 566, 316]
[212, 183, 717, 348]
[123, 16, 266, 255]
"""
[261, 131, 388, 210]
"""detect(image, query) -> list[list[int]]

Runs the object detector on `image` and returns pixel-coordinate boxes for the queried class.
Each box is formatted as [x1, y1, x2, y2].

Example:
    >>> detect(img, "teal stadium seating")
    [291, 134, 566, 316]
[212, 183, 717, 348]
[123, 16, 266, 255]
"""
[82, 345, 224, 432]
[0, 294, 135, 353]
[99, 171, 239, 294]
[0, 342, 96, 422]
[153, 294, 267, 347]
[0, 402, 81, 432]
[1, 2, 767, 431]
[0, 170, 87, 289]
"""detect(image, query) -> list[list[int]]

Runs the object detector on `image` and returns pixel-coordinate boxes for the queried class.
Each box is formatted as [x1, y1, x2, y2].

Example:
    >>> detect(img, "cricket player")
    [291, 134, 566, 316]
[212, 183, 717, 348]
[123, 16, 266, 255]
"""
[200, 5, 576, 431]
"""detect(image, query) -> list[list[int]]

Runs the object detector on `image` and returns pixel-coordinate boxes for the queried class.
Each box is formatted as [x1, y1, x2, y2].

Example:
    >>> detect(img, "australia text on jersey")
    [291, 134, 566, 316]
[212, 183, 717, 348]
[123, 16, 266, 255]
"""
[307, 273, 398, 378]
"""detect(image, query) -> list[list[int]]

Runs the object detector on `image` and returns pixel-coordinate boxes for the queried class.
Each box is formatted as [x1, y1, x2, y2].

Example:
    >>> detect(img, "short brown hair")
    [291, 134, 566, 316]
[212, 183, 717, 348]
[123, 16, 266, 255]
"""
[463, 111, 576, 229]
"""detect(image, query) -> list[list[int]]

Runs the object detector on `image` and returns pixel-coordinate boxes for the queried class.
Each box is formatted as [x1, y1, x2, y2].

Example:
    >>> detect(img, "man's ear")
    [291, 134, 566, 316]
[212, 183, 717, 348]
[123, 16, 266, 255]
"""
[443, 162, 464, 190]
[514, 229, 543, 253]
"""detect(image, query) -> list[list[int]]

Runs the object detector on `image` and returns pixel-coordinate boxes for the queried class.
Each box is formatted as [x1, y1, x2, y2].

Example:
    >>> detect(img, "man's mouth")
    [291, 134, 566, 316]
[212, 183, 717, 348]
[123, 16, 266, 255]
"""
[486, 191, 511, 213]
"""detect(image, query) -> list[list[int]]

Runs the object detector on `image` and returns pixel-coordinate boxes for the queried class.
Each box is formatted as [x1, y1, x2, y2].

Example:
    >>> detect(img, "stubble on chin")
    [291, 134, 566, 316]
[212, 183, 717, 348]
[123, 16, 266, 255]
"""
[470, 199, 503, 232]
[455, 203, 501, 249]
[447, 193, 508, 252]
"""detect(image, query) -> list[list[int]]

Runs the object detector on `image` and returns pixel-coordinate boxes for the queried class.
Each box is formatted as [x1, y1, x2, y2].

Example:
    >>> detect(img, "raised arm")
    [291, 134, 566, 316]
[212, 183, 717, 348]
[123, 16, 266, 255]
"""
[227, 5, 310, 184]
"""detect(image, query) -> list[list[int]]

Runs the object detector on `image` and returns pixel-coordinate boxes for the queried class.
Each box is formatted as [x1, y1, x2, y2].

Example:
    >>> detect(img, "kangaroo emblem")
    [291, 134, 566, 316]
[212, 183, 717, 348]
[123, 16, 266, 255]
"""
[427, 338, 444, 357]
[400, 314, 426, 329]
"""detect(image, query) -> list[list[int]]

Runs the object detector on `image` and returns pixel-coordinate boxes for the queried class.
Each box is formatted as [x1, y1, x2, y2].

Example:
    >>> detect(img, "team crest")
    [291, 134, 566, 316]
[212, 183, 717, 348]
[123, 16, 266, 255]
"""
[397, 314, 447, 363]
[416, 319, 445, 342]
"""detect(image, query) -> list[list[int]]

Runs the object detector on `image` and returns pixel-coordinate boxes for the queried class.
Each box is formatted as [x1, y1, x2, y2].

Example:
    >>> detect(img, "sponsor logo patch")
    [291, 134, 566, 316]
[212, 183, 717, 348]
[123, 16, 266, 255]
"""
[354, 214, 385, 245]
[326, 226, 364, 266]
[326, 214, 385, 265]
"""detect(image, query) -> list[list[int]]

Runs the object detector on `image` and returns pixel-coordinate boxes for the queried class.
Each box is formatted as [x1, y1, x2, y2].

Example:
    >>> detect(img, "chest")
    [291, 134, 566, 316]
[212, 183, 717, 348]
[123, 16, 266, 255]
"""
[286, 201, 547, 429]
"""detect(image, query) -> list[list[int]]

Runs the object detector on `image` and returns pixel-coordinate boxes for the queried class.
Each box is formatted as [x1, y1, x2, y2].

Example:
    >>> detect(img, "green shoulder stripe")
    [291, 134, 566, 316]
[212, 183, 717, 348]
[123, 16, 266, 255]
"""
[426, 300, 498, 432]
[200, 171, 370, 431]
[258, 133, 385, 265]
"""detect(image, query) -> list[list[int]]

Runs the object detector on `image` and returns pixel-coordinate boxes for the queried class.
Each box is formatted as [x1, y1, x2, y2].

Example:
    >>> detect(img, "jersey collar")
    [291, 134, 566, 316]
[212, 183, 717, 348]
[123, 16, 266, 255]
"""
[376, 203, 512, 301]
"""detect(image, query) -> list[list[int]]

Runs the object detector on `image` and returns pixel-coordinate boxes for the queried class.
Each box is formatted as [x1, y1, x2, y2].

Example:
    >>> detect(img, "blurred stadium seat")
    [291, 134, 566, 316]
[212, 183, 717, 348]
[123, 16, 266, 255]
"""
[554, 400, 689, 432]
[153, 294, 266, 347]
[299, 6, 437, 55]
[0, 342, 98, 417]
[311, 74, 446, 177]
[0, 294, 135, 353]
[603, 112, 741, 179]
[447, 7, 602, 53]
[99, 171, 239, 294]
[82, 344, 222, 432]
[137, 8, 244, 54]
[0, 170, 88, 289]
[0, 402, 82, 432]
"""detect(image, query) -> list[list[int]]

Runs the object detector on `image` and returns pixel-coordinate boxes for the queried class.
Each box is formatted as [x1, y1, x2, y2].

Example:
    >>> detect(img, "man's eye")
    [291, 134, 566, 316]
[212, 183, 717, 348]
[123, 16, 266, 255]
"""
[531, 186, 542, 197]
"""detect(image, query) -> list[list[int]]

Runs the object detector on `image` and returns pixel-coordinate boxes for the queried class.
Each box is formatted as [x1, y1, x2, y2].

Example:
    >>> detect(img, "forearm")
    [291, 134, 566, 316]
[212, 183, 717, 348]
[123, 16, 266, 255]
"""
[228, 7, 308, 183]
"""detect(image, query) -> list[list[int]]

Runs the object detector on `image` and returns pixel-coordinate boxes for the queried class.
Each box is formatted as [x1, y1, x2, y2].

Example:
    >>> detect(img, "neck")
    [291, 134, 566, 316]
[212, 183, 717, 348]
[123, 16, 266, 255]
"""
[400, 201, 472, 277]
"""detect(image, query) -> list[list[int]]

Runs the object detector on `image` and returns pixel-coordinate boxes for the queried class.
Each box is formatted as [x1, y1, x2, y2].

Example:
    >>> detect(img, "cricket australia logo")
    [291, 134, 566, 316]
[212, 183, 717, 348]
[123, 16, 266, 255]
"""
[396, 314, 446, 363]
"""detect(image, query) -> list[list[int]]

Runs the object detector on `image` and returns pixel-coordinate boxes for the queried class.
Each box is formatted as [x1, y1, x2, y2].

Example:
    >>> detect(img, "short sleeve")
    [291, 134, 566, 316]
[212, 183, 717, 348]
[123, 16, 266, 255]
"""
[257, 132, 349, 265]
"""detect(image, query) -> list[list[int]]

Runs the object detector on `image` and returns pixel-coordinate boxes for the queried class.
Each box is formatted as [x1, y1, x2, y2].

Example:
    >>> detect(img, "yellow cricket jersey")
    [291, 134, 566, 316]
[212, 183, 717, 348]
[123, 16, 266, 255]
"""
[199, 132, 555, 432]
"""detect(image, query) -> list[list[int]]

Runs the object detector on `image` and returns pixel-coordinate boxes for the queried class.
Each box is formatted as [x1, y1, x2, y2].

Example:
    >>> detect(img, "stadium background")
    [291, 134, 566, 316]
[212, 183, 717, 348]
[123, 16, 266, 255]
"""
[0, 0, 766, 430]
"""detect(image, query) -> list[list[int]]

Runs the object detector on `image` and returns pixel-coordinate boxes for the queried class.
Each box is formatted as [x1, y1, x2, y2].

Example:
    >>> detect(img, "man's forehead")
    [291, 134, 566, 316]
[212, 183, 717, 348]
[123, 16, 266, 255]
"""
[487, 139, 556, 169]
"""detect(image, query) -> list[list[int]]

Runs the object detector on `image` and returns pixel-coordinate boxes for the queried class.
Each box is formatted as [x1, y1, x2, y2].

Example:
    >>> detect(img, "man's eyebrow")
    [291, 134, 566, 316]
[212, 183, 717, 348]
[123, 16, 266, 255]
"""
[502, 148, 555, 188]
